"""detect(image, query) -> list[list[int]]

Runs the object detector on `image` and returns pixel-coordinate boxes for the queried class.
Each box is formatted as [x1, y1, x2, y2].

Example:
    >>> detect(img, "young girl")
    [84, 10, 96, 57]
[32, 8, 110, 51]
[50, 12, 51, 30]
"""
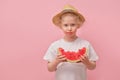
[43, 5, 99, 80]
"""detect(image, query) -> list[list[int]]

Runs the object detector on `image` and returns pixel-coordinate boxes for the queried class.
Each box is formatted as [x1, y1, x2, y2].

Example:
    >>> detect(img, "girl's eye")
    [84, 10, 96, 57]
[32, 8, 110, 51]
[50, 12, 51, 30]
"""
[71, 24, 75, 26]
[64, 24, 68, 27]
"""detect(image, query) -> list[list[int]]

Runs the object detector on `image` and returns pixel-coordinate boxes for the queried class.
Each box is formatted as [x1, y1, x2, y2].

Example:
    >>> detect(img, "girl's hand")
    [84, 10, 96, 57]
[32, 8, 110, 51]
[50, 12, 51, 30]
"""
[55, 54, 67, 63]
[80, 55, 90, 65]
[80, 55, 96, 70]
[47, 54, 66, 72]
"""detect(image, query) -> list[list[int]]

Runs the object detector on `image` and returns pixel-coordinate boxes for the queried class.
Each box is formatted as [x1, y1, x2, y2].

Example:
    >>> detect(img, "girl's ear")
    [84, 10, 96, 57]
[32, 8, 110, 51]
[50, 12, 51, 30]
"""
[57, 23, 62, 29]
[59, 26, 63, 30]
[77, 22, 83, 28]
[77, 24, 81, 29]
[57, 22, 62, 28]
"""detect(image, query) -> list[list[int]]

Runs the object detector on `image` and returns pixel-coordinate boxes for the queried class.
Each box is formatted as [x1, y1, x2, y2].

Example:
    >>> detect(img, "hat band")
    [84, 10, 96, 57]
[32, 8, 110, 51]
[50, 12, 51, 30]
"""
[62, 9, 77, 13]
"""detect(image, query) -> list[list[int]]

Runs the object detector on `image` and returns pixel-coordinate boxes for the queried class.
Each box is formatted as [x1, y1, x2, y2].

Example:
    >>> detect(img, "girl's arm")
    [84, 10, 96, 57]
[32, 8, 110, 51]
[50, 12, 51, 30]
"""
[47, 60, 60, 72]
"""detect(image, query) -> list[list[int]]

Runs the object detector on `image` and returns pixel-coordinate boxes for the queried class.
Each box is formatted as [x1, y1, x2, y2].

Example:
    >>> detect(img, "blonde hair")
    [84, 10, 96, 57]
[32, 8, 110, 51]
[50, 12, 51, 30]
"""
[59, 12, 83, 27]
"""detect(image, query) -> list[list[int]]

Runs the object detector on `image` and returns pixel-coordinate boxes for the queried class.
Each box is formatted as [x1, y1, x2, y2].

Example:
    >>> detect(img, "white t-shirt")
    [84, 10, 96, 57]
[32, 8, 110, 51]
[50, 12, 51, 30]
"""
[43, 38, 99, 80]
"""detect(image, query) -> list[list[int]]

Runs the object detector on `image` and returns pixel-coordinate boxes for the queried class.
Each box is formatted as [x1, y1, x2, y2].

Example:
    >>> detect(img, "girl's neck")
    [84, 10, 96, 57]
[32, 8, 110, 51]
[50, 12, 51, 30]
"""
[63, 35, 78, 42]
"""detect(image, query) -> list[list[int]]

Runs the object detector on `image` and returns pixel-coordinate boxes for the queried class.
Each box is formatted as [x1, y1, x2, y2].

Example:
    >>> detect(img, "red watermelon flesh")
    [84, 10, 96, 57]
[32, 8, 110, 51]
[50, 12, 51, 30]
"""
[58, 47, 87, 63]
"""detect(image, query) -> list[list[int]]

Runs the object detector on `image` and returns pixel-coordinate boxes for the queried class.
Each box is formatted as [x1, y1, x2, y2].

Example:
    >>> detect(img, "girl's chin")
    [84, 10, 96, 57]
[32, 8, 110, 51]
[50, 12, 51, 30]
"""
[65, 34, 73, 36]
[65, 34, 76, 37]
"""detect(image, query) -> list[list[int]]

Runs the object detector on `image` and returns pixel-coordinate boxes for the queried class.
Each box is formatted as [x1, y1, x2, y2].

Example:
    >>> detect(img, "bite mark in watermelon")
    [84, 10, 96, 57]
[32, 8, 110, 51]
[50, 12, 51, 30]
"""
[58, 47, 87, 63]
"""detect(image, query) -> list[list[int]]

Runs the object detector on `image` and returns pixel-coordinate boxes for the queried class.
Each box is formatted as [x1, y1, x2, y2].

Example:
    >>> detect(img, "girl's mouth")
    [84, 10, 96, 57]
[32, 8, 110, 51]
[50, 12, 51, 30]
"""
[65, 32, 73, 34]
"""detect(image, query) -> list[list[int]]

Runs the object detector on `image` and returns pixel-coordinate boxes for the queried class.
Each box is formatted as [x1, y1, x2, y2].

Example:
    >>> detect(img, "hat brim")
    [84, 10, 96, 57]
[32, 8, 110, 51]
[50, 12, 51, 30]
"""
[52, 10, 85, 26]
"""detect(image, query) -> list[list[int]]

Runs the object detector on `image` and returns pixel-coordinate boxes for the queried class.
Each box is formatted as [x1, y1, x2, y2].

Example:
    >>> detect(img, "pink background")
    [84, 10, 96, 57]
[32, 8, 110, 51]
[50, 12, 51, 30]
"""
[0, 0, 120, 80]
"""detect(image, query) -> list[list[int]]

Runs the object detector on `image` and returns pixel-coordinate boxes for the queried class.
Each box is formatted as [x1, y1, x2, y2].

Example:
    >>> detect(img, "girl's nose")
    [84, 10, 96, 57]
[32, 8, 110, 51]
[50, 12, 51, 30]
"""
[68, 26, 72, 31]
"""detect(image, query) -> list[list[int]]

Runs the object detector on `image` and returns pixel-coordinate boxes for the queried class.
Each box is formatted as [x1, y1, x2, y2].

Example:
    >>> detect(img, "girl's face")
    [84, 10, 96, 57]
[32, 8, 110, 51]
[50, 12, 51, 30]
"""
[60, 15, 80, 37]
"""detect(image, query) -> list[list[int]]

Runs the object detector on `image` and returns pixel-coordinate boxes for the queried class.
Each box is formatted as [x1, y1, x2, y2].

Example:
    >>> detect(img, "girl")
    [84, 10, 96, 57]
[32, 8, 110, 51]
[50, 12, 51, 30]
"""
[43, 5, 99, 80]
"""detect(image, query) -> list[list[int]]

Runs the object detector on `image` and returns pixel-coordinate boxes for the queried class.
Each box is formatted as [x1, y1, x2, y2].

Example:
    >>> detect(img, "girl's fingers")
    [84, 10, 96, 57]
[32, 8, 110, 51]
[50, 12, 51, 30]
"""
[80, 56, 83, 61]
[57, 57, 66, 62]
[56, 54, 66, 62]
[80, 55, 90, 65]
[80, 55, 87, 62]
[81, 55, 85, 60]
[81, 55, 88, 60]
[60, 57, 66, 61]
[57, 54, 61, 57]
[57, 55, 65, 59]
[84, 55, 88, 59]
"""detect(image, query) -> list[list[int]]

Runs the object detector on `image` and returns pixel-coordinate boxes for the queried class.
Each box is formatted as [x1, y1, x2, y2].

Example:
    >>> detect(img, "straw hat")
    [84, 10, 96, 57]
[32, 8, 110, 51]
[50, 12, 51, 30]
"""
[52, 5, 85, 26]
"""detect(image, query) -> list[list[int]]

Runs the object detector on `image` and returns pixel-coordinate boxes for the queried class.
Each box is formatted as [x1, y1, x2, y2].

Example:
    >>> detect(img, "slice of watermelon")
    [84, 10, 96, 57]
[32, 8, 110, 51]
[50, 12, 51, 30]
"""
[58, 47, 87, 63]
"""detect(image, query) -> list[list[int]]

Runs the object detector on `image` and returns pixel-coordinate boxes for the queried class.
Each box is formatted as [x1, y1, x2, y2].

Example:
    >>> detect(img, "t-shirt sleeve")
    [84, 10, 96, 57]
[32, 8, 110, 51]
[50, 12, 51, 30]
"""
[43, 44, 57, 62]
[88, 43, 99, 61]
